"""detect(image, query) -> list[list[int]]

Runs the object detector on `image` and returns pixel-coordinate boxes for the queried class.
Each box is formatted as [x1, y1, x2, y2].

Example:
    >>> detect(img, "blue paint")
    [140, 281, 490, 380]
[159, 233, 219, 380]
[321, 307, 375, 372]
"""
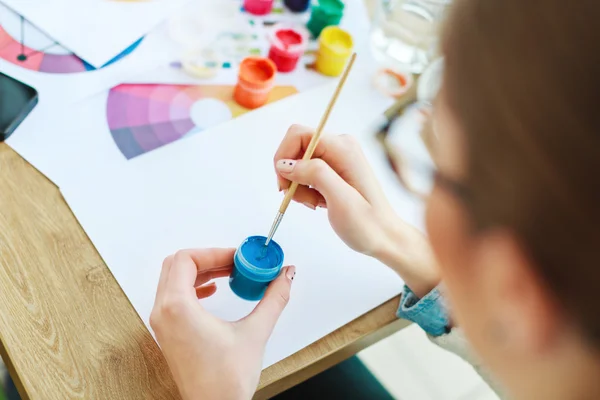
[229, 236, 284, 301]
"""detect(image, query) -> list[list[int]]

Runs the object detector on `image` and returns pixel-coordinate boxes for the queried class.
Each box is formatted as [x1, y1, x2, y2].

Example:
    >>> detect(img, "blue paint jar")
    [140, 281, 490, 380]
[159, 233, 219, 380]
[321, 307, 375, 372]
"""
[284, 0, 311, 13]
[229, 235, 284, 301]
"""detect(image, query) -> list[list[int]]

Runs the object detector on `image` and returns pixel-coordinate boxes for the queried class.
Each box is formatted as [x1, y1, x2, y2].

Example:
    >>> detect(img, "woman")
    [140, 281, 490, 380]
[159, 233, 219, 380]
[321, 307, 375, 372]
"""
[149, 0, 600, 399]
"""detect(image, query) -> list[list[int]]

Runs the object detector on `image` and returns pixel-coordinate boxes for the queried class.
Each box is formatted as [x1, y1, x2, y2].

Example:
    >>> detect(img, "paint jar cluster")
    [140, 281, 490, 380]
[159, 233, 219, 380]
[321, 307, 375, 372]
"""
[229, 235, 285, 301]
[234, 0, 354, 109]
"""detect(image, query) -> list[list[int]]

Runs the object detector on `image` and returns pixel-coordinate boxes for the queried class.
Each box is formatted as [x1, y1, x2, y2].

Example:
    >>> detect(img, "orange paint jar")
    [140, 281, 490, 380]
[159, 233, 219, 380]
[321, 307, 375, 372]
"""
[234, 57, 277, 109]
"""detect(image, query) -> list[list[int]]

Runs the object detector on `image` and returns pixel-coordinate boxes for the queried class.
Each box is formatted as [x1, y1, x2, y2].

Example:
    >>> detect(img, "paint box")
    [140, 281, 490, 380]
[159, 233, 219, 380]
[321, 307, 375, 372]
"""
[229, 236, 284, 301]
[268, 23, 309, 72]
[234, 56, 277, 109]
[315, 26, 353, 77]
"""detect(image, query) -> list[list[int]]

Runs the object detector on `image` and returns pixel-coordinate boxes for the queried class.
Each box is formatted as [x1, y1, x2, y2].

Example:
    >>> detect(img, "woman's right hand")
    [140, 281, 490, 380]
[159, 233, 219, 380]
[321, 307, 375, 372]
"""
[274, 125, 440, 297]
[274, 124, 397, 256]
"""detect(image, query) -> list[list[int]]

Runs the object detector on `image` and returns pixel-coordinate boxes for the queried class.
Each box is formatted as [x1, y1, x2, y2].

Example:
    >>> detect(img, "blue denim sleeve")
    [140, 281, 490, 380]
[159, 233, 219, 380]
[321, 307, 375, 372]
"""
[397, 285, 450, 337]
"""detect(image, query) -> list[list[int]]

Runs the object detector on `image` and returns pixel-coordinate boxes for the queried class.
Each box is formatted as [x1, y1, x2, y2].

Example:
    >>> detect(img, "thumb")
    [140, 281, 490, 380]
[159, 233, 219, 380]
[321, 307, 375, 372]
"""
[276, 158, 357, 202]
[242, 266, 295, 342]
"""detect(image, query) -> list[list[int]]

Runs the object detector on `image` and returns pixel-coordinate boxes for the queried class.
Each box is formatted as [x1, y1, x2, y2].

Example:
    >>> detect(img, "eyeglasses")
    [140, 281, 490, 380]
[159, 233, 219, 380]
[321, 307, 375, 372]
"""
[375, 96, 470, 202]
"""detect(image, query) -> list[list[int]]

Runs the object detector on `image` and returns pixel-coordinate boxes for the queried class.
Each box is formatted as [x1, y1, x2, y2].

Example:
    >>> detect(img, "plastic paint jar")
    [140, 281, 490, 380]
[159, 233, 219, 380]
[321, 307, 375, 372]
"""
[315, 26, 353, 77]
[268, 24, 309, 72]
[306, 0, 345, 38]
[229, 236, 284, 301]
[234, 56, 277, 109]
[243, 0, 274, 15]
[284, 0, 311, 13]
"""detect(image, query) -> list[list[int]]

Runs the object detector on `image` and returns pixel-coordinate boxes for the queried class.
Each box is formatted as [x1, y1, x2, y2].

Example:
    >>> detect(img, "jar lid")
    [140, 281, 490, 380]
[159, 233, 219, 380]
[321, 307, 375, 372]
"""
[373, 67, 414, 98]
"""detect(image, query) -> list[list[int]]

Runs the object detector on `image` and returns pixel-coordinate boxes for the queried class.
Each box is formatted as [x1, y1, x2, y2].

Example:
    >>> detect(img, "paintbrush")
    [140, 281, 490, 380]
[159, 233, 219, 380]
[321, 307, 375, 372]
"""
[264, 52, 357, 247]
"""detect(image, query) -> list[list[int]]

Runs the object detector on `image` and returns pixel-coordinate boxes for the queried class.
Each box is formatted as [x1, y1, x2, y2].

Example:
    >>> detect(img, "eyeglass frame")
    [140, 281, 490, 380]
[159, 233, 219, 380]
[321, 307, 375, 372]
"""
[374, 95, 471, 203]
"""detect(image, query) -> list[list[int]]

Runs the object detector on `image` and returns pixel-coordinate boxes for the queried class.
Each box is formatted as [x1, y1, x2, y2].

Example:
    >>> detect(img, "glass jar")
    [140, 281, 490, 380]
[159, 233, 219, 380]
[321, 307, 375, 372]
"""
[370, 0, 451, 74]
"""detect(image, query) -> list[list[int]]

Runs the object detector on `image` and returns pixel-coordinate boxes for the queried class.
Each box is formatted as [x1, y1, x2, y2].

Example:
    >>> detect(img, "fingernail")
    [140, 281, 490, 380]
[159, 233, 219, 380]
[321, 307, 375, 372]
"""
[277, 159, 296, 173]
[303, 202, 316, 210]
[317, 201, 327, 208]
[286, 266, 296, 281]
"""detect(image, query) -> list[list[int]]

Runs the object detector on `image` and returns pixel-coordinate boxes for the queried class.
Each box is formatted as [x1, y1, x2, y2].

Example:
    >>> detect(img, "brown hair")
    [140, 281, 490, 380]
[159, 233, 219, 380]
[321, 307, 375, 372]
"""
[441, 0, 600, 343]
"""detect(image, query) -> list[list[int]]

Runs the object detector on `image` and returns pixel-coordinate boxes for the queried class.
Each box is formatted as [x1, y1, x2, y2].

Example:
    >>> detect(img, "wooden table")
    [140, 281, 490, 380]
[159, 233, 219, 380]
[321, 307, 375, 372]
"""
[0, 141, 407, 400]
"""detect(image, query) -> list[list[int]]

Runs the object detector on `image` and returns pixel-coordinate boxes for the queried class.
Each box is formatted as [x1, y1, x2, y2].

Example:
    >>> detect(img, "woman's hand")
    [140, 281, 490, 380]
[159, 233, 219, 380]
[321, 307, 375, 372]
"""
[150, 248, 295, 400]
[274, 125, 439, 297]
[274, 125, 400, 255]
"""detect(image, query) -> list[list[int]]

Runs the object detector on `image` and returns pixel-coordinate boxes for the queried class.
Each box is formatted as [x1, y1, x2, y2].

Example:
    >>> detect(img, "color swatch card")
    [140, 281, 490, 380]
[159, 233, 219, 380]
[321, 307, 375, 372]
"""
[60, 81, 425, 369]
[106, 83, 298, 160]
[2, 0, 189, 68]
[0, 1, 179, 183]
[0, 2, 172, 96]
[7, 82, 297, 187]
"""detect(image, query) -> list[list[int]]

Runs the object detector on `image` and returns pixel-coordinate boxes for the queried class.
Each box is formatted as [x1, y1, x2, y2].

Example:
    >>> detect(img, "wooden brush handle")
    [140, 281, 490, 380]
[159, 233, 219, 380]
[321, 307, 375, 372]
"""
[278, 53, 357, 214]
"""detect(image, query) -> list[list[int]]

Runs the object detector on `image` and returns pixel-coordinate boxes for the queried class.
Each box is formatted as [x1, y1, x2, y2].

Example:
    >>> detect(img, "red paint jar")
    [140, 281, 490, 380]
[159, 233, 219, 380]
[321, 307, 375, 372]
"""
[267, 24, 309, 73]
[243, 0, 274, 15]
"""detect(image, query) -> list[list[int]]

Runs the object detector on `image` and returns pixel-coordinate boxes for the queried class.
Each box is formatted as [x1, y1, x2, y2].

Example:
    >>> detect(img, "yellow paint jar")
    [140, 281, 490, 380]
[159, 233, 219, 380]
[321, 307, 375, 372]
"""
[315, 26, 353, 77]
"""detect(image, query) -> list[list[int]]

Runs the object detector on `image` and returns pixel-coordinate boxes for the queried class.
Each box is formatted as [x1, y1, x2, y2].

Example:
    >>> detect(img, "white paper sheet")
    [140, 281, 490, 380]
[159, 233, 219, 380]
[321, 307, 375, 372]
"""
[60, 82, 426, 368]
[2, 0, 189, 68]
[4, 0, 381, 190]
[0, 2, 176, 99]
[8, 56, 392, 188]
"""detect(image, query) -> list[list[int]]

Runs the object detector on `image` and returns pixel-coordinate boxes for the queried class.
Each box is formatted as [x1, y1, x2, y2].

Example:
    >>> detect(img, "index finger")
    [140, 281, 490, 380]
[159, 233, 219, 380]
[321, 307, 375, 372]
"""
[274, 125, 326, 190]
[166, 248, 236, 297]
[274, 125, 387, 206]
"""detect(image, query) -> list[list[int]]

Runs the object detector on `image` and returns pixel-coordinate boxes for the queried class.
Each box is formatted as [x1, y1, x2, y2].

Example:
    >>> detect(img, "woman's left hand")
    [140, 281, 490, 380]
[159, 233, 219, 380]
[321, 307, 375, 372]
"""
[150, 248, 295, 400]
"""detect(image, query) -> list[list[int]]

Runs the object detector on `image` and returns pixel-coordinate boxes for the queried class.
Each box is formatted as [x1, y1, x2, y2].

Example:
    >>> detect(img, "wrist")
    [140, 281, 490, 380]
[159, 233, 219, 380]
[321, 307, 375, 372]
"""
[373, 214, 441, 298]
[180, 381, 250, 400]
[172, 362, 251, 400]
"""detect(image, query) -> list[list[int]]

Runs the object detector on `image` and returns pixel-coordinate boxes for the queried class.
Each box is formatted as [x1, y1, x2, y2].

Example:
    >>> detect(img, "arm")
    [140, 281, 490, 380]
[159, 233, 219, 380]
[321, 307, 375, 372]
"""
[396, 284, 504, 396]
[274, 124, 502, 395]
[375, 216, 441, 298]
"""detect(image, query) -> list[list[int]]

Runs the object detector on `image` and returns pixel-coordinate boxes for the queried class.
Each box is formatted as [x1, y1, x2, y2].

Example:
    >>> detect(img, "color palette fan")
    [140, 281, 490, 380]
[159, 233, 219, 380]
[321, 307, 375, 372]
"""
[106, 84, 297, 159]
[0, 2, 140, 74]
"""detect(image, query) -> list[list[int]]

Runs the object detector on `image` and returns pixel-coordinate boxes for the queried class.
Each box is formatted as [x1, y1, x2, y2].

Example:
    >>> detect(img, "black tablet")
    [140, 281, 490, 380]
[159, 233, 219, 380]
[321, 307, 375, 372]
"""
[0, 72, 38, 141]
